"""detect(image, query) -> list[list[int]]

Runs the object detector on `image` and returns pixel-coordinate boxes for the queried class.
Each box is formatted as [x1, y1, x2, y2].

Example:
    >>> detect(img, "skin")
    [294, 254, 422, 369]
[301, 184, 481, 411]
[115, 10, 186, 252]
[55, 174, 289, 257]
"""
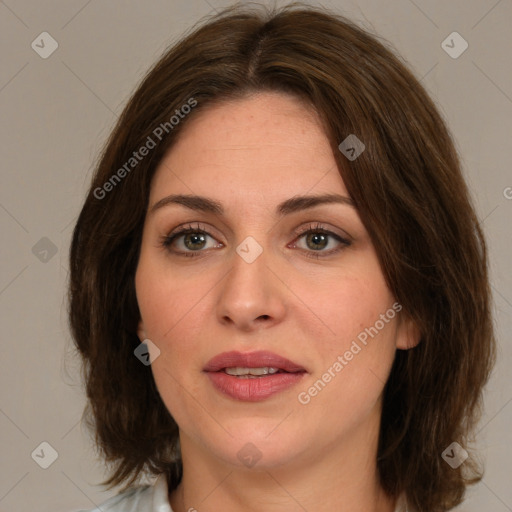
[135, 91, 420, 512]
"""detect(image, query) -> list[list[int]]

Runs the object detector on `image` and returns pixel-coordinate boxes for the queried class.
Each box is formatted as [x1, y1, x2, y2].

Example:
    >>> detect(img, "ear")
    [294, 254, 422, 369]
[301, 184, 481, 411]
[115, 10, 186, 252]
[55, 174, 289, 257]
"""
[137, 319, 147, 342]
[395, 311, 421, 350]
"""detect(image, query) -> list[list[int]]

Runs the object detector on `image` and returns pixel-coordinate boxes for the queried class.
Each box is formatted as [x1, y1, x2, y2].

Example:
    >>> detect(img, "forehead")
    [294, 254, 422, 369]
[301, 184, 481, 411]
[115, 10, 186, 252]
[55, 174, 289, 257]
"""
[150, 91, 349, 205]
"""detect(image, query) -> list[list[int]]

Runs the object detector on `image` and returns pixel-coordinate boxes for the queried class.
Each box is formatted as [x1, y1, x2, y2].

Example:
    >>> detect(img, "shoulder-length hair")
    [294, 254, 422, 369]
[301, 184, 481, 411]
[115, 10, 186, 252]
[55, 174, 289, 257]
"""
[68, 3, 495, 511]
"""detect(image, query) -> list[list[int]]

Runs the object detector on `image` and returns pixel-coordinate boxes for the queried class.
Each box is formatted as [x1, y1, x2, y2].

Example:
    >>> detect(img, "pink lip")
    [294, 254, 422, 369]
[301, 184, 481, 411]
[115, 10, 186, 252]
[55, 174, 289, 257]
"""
[203, 350, 306, 373]
[203, 351, 307, 402]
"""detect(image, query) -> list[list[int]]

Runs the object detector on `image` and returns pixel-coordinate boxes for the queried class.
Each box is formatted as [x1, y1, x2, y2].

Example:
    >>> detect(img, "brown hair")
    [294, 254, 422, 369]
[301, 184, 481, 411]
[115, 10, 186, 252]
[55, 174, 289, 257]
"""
[68, 3, 496, 510]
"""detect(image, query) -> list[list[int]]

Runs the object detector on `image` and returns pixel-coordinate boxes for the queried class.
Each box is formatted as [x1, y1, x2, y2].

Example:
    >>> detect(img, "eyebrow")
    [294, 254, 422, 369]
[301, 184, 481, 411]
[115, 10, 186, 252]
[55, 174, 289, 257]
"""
[149, 193, 355, 216]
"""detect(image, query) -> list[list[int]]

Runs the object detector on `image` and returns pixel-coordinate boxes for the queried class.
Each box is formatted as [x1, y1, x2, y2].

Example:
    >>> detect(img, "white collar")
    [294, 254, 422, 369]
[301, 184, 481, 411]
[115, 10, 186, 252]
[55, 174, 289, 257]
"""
[151, 474, 174, 512]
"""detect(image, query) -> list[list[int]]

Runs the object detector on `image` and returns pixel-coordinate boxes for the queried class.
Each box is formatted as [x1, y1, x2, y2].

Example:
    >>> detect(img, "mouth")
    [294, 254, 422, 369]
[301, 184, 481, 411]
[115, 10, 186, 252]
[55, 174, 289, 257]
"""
[223, 366, 286, 378]
[203, 351, 307, 401]
[203, 350, 307, 375]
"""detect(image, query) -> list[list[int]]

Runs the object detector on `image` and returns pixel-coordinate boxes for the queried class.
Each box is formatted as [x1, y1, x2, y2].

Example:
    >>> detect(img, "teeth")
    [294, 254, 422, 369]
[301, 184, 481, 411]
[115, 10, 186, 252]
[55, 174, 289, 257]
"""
[224, 367, 280, 376]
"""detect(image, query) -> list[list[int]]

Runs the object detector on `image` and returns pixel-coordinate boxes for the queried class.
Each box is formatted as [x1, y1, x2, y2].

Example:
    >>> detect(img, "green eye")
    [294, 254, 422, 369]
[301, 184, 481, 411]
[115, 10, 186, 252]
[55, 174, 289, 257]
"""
[161, 222, 351, 259]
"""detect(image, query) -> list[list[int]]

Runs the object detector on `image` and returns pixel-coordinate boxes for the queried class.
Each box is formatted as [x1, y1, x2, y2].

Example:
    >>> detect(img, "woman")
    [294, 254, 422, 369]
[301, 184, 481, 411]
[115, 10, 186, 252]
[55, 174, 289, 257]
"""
[68, 3, 496, 511]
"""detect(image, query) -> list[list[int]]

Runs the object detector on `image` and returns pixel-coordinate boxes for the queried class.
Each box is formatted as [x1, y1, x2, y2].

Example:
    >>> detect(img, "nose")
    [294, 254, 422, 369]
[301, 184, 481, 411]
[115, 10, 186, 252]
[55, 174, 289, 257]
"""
[215, 244, 287, 332]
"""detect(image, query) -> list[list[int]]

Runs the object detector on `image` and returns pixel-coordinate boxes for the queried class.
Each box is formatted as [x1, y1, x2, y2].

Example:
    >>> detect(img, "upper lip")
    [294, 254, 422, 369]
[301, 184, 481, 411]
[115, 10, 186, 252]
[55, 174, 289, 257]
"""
[203, 351, 306, 373]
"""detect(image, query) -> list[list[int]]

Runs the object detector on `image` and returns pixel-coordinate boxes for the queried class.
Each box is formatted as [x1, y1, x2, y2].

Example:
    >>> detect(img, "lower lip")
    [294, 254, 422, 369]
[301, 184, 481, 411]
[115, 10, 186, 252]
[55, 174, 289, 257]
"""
[205, 371, 305, 401]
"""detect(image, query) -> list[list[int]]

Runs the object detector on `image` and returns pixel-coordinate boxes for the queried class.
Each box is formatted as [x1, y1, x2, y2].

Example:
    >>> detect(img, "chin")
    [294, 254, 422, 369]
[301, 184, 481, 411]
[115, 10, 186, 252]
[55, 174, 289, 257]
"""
[205, 420, 312, 470]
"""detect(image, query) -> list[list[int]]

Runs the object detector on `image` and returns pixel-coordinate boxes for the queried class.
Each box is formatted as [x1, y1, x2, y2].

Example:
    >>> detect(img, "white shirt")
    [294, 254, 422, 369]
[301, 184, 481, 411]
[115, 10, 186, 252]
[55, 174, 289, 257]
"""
[76, 474, 172, 512]
[76, 473, 410, 511]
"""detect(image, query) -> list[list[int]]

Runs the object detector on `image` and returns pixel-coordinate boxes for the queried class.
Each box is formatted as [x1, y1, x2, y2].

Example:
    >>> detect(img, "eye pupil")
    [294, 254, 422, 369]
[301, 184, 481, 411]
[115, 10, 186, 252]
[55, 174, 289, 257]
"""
[307, 233, 328, 250]
[184, 233, 206, 250]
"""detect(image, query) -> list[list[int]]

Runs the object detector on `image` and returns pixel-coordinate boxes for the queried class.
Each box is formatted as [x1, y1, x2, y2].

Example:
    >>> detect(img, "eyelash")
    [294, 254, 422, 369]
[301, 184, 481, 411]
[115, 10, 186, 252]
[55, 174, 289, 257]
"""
[160, 222, 351, 259]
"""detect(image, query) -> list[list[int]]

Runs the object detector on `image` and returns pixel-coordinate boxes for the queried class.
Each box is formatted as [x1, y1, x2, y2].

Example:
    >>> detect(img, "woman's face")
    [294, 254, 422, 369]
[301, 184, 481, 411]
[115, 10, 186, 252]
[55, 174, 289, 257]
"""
[135, 91, 417, 470]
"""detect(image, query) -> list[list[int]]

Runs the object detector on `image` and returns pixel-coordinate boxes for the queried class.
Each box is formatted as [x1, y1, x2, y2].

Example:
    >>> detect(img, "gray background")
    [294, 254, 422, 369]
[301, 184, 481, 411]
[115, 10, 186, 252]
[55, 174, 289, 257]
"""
[0, 0, 511, 511]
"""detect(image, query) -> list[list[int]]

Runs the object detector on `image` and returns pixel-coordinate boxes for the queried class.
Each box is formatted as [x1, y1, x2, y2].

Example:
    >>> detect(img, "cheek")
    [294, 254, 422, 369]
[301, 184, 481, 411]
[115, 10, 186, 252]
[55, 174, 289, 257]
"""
[294, 261, 394, 355]
[302, 293, 398, 418]
[293, 260, 398, 411]
[136, 251, 210, 342]
[135, 254, 216, 410]
[135, 263, 207, 421]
